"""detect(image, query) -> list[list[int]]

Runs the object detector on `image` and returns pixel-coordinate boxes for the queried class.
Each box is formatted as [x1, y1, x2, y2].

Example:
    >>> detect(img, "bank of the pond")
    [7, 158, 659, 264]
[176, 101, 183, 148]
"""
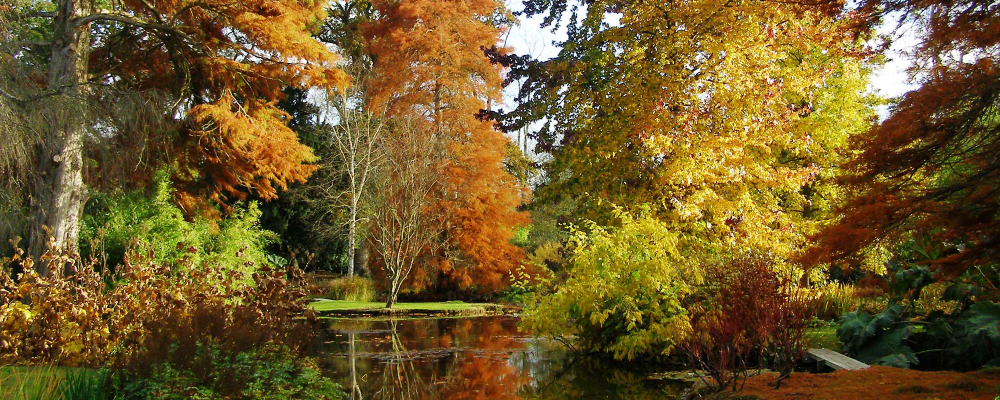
[309, 299, 516, 317]
[731, 365, 1000, 400]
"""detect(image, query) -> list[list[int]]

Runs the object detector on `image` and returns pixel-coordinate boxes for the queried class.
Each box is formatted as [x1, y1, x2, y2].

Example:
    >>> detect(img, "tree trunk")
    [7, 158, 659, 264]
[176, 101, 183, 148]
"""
[28, 0, 92, 274]
[385, 275, 398, 308]
[385, 292, 395, 308]
[354, 239, 367, 276]
[347, 202, 356, 277]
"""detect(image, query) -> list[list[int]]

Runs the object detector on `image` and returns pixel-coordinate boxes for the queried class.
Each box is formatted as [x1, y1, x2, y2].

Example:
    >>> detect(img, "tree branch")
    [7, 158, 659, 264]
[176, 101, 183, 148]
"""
[73, 13, 191, 40]
[7, 10, 55, 19]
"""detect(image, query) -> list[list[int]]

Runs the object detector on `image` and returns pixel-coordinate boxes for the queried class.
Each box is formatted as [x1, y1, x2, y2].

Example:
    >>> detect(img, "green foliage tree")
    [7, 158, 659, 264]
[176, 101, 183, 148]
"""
[523, 208, 704, 360]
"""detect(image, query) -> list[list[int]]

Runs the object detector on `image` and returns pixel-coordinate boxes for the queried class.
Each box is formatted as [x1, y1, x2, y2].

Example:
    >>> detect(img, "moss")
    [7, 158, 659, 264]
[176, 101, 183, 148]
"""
[942, 379, 982, 392]
[736, 366, 1000, 400]
[894, 385, 934, 394]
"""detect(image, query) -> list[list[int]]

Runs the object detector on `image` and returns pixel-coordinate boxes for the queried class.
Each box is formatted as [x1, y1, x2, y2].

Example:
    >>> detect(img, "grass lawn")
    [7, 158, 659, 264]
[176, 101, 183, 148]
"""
[309, 299, 504, 315]
[804, 324, 841, 350]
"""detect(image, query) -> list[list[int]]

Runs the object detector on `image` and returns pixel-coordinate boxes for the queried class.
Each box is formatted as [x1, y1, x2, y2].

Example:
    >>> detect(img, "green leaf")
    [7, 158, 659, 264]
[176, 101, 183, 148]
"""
[855, 325, 917, 368]
[955, 301, 1000, 366]
[942, 282, 981, 301]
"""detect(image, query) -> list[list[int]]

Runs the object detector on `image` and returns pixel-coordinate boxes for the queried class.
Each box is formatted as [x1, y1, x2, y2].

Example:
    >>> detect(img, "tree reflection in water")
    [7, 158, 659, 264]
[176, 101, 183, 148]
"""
[317, 316, 687, 400]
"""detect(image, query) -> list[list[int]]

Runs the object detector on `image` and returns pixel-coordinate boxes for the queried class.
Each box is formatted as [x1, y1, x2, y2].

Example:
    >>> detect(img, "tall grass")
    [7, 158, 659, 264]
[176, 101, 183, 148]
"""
[320, 276, 378, 302]
[1, 366, 66, 400]
[60, 368, 118, 400]
[1, 366, 73, 400]
[802, 283, 887, 320]
[0, 366, 120, 400]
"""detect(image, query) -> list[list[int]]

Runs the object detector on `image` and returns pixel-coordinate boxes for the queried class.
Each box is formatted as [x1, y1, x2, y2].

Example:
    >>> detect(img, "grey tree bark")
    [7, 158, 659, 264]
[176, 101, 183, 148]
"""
[27, 0, 92, 273]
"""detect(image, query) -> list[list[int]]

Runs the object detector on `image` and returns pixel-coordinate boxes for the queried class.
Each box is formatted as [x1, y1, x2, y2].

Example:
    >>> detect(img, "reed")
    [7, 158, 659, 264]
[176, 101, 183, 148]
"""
[321, 276, 378, 302]
[0, 365, 70, 400]
[802, 283, 887, 320]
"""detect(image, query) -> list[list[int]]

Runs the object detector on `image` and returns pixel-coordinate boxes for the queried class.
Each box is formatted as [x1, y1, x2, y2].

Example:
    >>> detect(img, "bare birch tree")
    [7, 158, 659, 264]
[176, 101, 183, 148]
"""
[326, 83, 385, 277]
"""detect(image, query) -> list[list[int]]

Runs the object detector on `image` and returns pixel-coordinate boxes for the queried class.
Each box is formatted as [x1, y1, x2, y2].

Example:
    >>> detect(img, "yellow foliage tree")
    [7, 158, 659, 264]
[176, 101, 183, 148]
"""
[505, 0, 876, 266]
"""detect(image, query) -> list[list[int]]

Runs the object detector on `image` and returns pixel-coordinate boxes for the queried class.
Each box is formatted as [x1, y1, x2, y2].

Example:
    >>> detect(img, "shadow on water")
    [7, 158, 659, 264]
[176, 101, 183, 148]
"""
[314, 316, 689, 400]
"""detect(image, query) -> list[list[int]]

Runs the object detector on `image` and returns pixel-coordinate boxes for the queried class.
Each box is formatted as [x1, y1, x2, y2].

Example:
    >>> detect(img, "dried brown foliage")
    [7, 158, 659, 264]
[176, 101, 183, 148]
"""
[0, 242, 317, 370]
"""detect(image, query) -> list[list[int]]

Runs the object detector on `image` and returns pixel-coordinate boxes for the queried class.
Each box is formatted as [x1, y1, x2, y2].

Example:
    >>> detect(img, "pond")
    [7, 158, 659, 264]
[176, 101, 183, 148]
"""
[314, 316, 690, 400]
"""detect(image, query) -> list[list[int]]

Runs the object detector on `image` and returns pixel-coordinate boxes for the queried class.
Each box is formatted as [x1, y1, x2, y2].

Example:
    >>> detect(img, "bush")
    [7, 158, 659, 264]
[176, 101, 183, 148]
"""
[837, 300, 1000, 370]
[80, 171, 278, 286]
[682, 257, 810, 392]
[522, 209, 704, 360]
[0, 244, 317, 369]
[320, 276, 377, 302]
[834, 256, 1000, 371]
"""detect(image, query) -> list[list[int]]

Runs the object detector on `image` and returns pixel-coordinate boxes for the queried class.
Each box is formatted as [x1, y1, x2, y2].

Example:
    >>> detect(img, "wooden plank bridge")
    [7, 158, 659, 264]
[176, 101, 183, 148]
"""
[806, 348, 870, 371]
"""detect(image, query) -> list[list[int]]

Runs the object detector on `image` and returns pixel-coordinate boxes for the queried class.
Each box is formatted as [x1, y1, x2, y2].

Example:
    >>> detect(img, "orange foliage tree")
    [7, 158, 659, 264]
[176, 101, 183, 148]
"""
[3, 0, 346, 264]
[364, 0, 528, 294]
[802, 0, 1000, 280]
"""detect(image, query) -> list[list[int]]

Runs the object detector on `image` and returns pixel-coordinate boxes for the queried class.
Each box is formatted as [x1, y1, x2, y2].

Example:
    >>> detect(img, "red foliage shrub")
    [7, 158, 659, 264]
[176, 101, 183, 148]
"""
[681, 257, 811, 392]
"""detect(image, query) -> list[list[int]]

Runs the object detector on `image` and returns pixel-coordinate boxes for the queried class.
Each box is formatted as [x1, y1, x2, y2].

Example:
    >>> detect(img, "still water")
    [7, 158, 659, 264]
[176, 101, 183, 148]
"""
[315, 316, 689, 400]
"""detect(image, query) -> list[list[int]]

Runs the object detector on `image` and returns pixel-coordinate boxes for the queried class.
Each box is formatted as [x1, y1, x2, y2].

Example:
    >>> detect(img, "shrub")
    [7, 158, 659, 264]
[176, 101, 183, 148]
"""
[522, 208, 704, 360]
[835, 257, 1000, 371]
[682, 257, 811, 392]
[320, 276, 378, 302]
[838, 300, 1000, 370]
[80, 171, 279, 286]
[0, 243, 317, 370]
[525, 241, 565, 273]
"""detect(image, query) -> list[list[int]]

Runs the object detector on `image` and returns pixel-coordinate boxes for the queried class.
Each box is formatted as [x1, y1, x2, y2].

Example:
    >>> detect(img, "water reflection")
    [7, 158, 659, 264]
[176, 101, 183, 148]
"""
[316, 316, 687, 400]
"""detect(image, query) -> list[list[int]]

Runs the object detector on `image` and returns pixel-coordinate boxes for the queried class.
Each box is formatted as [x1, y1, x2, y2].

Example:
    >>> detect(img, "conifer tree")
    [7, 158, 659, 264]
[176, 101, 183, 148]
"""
[0, 0, 346, 268]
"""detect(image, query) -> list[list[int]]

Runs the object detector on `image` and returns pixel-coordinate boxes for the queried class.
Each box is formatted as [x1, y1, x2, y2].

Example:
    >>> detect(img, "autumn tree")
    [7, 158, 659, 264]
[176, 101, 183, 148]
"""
[801, 0, 1000, 281]
[0, 0, 346, 269]
[368, 121, 445, 308]
[365, 0, 529, 294]
[495, 0, 876, 265]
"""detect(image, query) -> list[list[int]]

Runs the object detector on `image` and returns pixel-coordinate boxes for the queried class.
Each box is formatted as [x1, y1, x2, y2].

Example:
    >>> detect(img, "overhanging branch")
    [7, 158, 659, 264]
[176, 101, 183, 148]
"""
[73, 13, 192, 41]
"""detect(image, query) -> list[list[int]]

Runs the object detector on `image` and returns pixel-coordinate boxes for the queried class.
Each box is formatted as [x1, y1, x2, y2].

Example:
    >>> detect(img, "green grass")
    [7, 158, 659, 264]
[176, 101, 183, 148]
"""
[0, 365, 97, 400]
[804, 325, 841, 350]
[309, 299, 502, 314]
